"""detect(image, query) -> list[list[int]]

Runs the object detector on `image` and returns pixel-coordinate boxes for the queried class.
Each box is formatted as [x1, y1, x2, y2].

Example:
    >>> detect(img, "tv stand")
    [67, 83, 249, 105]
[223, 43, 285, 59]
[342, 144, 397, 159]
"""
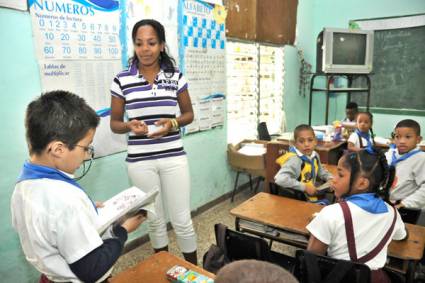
[308, 73, 371, 125]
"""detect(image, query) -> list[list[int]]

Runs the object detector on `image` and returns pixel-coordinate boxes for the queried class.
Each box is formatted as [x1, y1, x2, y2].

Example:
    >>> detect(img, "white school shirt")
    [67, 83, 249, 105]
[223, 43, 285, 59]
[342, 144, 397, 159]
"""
[11, 178, 103, 282]
[307, 201, 406, 270]
[385, 147, 425, 208]
[348, 131, 372, 148]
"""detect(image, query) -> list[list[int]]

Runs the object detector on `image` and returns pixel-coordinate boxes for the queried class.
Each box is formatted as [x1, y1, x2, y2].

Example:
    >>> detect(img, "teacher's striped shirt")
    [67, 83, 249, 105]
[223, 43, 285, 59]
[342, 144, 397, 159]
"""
[110, 61, 188, 163]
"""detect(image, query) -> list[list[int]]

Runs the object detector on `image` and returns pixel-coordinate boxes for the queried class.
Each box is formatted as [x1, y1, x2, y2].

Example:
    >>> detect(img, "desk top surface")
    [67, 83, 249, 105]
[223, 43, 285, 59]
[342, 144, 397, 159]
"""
[230, 192, 425, 261]
[109, 252, 215, 283]
[322, 164, 337, 176]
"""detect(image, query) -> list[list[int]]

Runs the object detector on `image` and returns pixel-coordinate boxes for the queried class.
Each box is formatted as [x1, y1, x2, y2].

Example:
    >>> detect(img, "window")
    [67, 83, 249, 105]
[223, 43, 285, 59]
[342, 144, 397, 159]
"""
[226, 40, 285, 143]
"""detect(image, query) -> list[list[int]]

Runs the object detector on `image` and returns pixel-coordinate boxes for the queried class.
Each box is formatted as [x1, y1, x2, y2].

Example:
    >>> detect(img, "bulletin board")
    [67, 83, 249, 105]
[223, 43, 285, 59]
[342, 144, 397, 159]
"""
[179, 0, 226, 133]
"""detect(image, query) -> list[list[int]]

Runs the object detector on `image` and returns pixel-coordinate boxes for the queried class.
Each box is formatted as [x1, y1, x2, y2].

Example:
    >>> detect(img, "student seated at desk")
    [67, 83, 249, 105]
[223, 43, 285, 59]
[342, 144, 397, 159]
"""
[347, 111, 375, 152]
[385, 119, 425, 210]
[11, 91, 146, 283]
[215, 260, 299, 283]
[307, 148, 407, 283]
[341, 102, 358, 138]
[274, 124, 333, 204]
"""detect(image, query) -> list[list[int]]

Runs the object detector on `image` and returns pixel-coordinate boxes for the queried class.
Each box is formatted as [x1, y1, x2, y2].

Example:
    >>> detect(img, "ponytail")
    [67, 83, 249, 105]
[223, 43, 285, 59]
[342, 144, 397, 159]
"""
[375, 148, 395, 202]
[341, 146, 394, 201]
[370, 127, 376, 146]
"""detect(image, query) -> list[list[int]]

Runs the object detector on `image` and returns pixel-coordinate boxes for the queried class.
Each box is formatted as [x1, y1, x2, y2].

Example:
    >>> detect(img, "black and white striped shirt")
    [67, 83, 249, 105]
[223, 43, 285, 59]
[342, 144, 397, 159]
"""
[110, 61, 188, 162]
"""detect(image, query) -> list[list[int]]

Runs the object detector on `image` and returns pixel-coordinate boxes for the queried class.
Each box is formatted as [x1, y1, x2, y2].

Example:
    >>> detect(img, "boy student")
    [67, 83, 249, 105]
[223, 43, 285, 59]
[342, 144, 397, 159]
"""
[343, 102, 358, 124]
[11, 91, 145, 283]
[342, 102, 358, 138]
[274, 124, 333, 203]
[385, 119, 425, 209]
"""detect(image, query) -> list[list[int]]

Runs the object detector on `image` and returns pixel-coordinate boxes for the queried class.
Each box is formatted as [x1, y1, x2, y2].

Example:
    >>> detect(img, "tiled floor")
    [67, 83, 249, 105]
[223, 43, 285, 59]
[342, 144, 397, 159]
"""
[112, 188, 296, 274]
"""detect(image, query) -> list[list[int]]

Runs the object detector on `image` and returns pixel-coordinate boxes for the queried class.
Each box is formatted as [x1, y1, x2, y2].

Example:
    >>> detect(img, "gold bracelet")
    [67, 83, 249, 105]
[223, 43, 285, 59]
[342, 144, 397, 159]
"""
[170, 118, 179, 131]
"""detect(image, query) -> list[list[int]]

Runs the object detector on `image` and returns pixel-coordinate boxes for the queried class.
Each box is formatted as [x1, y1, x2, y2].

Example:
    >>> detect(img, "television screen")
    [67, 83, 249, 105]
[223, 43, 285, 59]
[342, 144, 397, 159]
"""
[333, 33, 366, 65]
[316, 28, 374, 74]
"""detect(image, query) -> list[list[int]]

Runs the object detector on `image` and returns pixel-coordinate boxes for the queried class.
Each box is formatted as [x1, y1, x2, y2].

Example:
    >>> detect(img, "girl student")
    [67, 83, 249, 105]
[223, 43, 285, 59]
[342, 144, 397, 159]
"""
[306, 148, 407, 283]
[110, 19, 197, 264]
[347, 111, 375, 152]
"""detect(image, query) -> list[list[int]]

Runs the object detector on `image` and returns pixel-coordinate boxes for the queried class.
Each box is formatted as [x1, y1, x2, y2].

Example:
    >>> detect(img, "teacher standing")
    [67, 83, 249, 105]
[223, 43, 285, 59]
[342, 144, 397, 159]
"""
[109, 19, 197, 264]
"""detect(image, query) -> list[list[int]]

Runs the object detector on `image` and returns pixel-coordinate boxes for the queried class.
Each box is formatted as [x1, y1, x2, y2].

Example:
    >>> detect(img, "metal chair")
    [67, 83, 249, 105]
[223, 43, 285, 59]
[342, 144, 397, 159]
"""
[215, 223, 295, 271]
[293, 250, 371, 283]
[398, 207, 421, 224]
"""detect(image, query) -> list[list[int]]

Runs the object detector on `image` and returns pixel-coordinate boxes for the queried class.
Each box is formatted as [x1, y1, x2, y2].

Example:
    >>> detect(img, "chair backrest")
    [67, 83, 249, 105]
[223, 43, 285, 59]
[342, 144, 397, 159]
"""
[214, 223, 271, 262]
[398, 207, 421, 224]
[293, 250, 371, 283]
[264, 142, 307, 200]
[265, 142, 288, 182]
[258, 122, 272, 141]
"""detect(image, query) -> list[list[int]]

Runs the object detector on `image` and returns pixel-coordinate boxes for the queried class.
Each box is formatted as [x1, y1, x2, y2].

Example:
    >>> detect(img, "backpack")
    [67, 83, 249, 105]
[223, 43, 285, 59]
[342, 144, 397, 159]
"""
[202, 223, 230, 273]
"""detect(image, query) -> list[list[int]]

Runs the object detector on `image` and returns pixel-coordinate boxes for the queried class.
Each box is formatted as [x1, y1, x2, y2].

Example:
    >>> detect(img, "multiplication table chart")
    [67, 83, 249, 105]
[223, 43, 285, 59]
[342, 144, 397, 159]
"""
[29, 0, 120, 60]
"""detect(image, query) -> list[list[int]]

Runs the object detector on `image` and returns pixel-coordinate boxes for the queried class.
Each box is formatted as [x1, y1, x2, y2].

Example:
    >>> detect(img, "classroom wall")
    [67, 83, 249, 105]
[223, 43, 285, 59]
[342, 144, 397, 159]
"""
[285, 0, 425, 136]
[0, 7, 234, 283]
[2, 1, 425, 281]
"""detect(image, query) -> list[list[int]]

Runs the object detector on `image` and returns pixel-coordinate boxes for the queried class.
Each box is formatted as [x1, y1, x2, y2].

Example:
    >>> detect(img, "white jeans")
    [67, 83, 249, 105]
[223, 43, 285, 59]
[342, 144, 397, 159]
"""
[127, 155, 197, 253]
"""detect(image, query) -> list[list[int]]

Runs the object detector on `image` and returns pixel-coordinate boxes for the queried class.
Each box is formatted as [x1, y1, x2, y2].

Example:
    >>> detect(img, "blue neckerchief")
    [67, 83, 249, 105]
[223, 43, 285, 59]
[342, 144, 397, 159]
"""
[391, 147, 421, 167]
[289, 146, 318, 179]
[17, 161, 97, 213]
[355, 129, 373, 149]
[344, 193, 387, 214]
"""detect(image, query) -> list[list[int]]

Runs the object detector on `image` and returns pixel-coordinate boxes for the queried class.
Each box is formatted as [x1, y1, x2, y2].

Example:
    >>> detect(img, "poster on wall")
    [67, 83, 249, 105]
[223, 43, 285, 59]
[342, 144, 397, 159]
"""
[179, 0, 226, 133]
[125, 0, 179, 65]
[29, 0, 126, 157]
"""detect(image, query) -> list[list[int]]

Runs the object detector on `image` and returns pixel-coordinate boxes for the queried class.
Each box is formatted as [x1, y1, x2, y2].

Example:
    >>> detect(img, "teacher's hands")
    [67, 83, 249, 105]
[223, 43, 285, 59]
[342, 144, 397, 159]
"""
[147, 118, 173, 139]
[127, 119, 148, 135]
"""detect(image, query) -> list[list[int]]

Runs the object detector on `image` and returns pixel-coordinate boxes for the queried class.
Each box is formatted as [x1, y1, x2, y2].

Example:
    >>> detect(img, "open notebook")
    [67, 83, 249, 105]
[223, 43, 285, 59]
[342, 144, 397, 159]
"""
[97, 186, 158, 234]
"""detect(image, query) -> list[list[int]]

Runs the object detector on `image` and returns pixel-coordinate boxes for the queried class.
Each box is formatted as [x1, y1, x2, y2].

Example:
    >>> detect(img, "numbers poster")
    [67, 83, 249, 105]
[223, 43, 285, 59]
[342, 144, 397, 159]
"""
[29, 0, 121, 60]
[29, 0, 126, 157]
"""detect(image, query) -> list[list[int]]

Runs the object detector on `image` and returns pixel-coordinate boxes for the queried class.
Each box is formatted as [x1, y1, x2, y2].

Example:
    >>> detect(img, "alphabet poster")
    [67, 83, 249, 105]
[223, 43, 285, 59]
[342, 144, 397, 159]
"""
[179, 0, 226, 133]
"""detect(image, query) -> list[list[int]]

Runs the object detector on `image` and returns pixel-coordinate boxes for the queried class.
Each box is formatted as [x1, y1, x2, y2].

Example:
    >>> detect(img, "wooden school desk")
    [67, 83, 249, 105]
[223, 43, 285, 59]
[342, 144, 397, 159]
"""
[230, 192, 425, 283]
[108, 251, 215, 283]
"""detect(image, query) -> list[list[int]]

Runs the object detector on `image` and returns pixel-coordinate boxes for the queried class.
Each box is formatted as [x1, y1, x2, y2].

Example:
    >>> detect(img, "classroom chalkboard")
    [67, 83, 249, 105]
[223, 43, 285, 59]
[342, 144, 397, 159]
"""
[354, 25, 425, 110]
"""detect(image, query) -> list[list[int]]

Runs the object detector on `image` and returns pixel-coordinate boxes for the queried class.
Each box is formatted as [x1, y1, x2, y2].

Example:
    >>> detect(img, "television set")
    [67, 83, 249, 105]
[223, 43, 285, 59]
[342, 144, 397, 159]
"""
[316, 28, 374, 74]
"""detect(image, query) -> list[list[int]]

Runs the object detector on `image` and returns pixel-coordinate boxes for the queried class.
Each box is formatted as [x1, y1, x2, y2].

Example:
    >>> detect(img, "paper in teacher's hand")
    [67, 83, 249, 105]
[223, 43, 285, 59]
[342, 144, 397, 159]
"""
[147, 124, 163, 135]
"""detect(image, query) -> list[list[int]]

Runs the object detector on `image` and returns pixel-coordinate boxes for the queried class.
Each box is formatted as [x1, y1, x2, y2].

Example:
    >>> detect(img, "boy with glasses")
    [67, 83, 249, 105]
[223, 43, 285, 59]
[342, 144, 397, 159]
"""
[11, 91, 145, 283]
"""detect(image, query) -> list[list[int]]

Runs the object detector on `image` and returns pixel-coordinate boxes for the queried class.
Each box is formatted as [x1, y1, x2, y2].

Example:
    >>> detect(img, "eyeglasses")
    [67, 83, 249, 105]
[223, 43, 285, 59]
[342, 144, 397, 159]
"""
[75, 144, 95, 157]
